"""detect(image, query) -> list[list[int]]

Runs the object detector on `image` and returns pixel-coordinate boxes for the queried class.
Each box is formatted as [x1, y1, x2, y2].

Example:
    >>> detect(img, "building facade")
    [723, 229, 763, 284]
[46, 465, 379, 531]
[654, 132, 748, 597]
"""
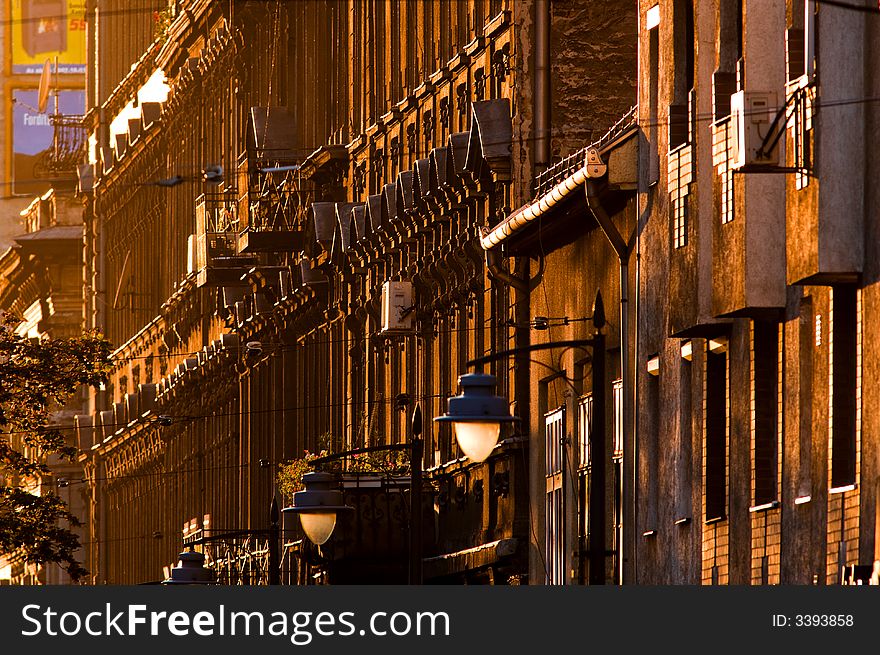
[2, 0, 873, 586]
[628, 0, 878, 585]
[0, 186, 88, 585]
[74, 0, 635, 585]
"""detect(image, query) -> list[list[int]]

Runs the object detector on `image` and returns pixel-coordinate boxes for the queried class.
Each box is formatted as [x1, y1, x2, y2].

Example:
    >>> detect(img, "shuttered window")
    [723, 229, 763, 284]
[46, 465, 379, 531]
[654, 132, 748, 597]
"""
[576, 394, 593, 577]
[753, 321, 781, 507]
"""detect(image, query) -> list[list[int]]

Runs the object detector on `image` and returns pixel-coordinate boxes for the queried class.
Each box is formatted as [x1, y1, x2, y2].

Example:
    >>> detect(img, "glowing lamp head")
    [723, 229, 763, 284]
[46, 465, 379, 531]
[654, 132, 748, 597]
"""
[298, 512, 338, 546]
[282, 472, 352, 545]
[452, 421, 501, 462]
[434, 373, 519, 462]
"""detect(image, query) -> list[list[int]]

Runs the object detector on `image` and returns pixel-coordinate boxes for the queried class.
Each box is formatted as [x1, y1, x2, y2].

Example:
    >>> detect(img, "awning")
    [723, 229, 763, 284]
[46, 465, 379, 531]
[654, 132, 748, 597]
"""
[480, 106, 638, 251]
[479, 156, 601, 250]
[422, 538, 519, 579]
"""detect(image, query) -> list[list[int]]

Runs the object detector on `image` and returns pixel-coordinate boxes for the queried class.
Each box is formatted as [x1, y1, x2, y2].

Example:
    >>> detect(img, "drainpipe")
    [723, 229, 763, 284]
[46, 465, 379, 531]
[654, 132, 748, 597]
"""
[585, 178, 632, 585]
[486, 248, 530, 294]
[535, 0, 551, 166]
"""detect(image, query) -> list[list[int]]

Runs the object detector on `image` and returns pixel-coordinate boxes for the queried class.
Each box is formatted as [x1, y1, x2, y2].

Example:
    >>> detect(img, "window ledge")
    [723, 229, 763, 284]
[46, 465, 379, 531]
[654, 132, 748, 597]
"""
[748, 501, 780, 513]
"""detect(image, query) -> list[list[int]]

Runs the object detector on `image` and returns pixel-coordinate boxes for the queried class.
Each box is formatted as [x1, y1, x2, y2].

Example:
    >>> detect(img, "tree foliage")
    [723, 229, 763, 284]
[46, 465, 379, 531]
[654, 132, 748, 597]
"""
[0, 313, 111, 581]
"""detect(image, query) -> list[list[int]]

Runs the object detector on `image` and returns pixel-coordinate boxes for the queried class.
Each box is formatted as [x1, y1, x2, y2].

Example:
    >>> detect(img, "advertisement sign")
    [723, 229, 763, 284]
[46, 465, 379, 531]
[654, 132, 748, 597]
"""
[12, 88, 85, 195]
[10, 0, 86, 75]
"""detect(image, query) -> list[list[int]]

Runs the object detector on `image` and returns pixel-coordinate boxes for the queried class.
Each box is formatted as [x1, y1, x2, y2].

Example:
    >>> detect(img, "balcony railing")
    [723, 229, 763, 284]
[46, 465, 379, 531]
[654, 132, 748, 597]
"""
[533, 105, 638, 199]
[236, 151, 306, 253]
[34, 114, 87, 180]
[194, 189, 257, 287]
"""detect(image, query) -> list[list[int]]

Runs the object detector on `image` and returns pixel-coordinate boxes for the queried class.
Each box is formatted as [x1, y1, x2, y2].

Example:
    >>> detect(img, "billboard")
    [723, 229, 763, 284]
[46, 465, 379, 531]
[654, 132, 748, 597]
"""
[10, 0, 86, 75]
[12, 88, 85, 195]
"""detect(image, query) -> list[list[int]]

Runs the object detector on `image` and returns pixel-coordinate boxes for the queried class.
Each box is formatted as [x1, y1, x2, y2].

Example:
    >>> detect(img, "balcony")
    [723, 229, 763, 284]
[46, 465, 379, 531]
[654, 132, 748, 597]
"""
[711, 106, 786, 318]
[234, 107, 304, 253]
[194, 190, 257, 288]
[785, 77, 860, 285]
[33, 113, 87, 186]
[236, 152, 304, 253]
[713, 10, 788, 313]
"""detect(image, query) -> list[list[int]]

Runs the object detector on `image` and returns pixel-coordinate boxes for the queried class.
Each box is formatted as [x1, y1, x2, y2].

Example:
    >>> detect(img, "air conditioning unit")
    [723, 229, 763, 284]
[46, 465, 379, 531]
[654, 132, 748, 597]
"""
[730, 91, 779, 170]
[380, 280, 415, 335]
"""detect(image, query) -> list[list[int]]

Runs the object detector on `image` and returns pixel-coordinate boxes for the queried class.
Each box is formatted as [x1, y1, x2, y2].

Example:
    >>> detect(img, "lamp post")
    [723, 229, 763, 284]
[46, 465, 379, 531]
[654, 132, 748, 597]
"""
[285, 290, 607, 584]
[283, 404, 425, 584]
[437, 289, 608, 584]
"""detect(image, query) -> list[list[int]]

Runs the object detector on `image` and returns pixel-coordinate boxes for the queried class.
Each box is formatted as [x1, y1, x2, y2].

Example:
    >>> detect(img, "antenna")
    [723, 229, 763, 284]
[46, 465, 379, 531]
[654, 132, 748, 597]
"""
[37, 59, 52, 113]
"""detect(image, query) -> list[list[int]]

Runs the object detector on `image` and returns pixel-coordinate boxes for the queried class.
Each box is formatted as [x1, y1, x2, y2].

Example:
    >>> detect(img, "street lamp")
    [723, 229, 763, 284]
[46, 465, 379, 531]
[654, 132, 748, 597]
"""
[162, 549, 216, 585]
[437, 289, 608, 584]
[283, 405, 425, 584]
[283, 471, 353, 545]
[434, 372, 519, 462]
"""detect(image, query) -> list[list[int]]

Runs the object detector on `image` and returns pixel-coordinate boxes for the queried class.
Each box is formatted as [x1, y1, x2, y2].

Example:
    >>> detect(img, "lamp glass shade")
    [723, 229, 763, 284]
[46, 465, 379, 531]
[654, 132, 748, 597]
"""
[299, 511, 337, 545]
[453, 420, 501, 462]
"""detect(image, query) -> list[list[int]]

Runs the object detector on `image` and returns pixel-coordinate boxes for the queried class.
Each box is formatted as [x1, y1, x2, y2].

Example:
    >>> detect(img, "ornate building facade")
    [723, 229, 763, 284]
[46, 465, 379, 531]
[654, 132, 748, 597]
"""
[74, 0, 638, 585]
[25, 0, 873, 588]
[0, 188, 88, 585]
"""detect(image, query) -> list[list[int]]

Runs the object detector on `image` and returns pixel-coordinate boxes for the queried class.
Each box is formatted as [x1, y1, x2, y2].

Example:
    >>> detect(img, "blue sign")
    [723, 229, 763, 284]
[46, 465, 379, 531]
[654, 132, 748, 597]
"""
[12, 88, 85, 195]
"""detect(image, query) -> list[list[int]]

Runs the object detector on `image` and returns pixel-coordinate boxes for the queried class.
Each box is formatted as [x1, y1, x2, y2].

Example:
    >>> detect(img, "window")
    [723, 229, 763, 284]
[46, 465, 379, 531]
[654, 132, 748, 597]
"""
[786, 1, 805, 82]
[786, 1, 815, 190]
[804, 0, 815, 77]
[545, 407, 565, 585]
[390, 2, 401, 103]
[785, 0, 816, 80]
[577, 394, 593, 469]
[613, 379, 624, 457]
[796, 297, 814, 500]
[644, 367, 660, 533]
[670, 0, 695, 149]
[668, 2, 694, 248]
[830, 286, 858, 491]
[720, 161, 735, 224]
[576, 394, 593, 580]
[714, 0, 740, 224]
[647, 8, 660, 185]
[735, 0, 744, 90]
[752, 321, 781, 507]
[676, 346, 693, 520]
[671, 187, 689, 248]
[612, 379, 623, 584]
[705, 343, 728, 522]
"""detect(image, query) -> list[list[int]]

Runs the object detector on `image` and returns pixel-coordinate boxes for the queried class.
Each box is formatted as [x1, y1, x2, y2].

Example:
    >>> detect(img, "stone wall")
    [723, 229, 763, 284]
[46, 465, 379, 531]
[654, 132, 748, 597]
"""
[550, 1, 637, 160]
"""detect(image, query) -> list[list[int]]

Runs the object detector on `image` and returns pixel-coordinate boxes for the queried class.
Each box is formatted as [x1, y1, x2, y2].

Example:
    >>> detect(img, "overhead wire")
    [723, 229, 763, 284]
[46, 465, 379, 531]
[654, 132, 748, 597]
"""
[13, 0, 879, 582]
[3, 91, 875, 198]
[0, 391, 455, 438]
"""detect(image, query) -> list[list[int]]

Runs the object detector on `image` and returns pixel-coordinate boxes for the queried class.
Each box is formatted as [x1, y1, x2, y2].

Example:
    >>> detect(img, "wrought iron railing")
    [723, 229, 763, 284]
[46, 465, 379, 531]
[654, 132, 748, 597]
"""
[238, 151, 309, 233]
[194, 190, 239, 271]
[34, 114, 87, 178]
[183, 529, 278, 586]
[533, 105, 638, 199]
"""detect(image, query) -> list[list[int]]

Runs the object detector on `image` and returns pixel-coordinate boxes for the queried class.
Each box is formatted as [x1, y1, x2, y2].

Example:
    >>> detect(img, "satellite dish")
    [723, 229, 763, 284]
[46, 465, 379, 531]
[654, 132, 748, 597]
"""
[37, 59, 52, 113]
